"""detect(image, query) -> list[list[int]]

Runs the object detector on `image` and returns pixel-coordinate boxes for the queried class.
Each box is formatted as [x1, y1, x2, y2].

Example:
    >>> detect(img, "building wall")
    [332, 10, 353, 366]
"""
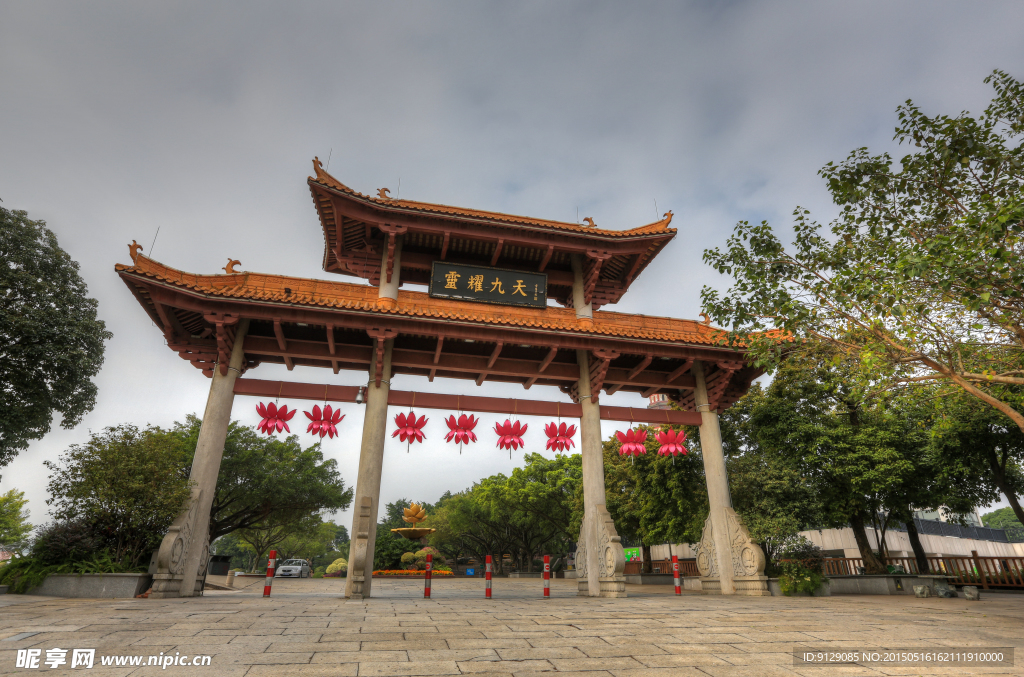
[648, 533, 1024, 561]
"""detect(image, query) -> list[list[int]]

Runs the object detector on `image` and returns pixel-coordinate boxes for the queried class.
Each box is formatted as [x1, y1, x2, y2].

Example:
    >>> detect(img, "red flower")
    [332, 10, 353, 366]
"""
[444, 414, 479, 445]
[544, 422, 577, 452]
[256, 402, 297, 435]
[393, 411, 428, 444]
[494, 419, 528, 450]
[655, 428, 687, 456]
[304, 404, 344, 439]
[616, 428, 648, 456]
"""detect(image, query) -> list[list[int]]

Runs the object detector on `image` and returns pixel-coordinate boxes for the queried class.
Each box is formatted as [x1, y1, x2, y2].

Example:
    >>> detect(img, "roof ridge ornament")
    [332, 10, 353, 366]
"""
[583, 217, 597, 228]
[129, 240, 143, 264]
[377, 188, 392, 199]
[223, 259, 241, 274]
[663, 210, 674, 225]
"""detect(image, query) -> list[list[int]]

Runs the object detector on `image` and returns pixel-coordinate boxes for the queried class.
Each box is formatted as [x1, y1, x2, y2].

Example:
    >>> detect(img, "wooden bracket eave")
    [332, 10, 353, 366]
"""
[366, 327, 399, 387]
[538, 244, 554, 272]
[626, 354, 653, 381]
[476, 341, 504, 386]
[490, 238, 505, 267]
[707, 360, 743, 411]
[440, 231, 450, 260]
[589, 348, 619, 404]
[583, 250, 612, 306]
[380, 224, 408, 284]
[666, 358, 694, 385]
[203, 312, 240, 376]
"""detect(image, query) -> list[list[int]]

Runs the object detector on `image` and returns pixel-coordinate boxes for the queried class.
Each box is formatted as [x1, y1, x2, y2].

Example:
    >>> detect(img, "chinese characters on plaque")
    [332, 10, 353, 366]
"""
[430, 262, 547, 308]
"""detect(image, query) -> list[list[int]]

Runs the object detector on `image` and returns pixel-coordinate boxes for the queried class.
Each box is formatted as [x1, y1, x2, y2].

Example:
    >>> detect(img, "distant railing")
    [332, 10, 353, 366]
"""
[623, 558, 699, 577]
[815, 552, 1024, 589]
[876, 518, 1011, 542]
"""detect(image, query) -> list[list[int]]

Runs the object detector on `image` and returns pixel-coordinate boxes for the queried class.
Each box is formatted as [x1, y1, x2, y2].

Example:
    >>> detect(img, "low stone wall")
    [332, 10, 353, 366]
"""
[508, 572, 543, 578]
[28, 573, 152, 599]
[826, 575, 946, 596]
[623, 574, 702, 590]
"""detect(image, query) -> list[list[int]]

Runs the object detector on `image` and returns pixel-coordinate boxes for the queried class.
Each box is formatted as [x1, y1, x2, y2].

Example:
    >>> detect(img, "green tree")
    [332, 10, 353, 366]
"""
[743, 348, 918, 574]
[0, 489, 32, 555]
[602, 428, 707, 571]
[276, 518, 339, 563]
[982, 506, 1024, 541]
[702, 69, 1024, 434]
[720, 385, 824, 564]
[931, 391, 1024, 528]
[44, 425, 192, 567]
[0, 207, 111, 466]
[163, 416, 353, 539]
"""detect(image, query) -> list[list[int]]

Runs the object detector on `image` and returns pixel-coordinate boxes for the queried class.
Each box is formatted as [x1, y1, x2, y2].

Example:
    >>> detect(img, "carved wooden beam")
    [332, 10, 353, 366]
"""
[583, 250, 612, 306]
[273, 319, 287, 351]
[476, 341, 504, 386]
[538, 346, 558, 373]
[490, 238, 504, 267]
[538, 244, 554, 272]
[590, 348, 619, 404]
[366, 327, 399, 387]
[440, 231, 450, 260]
[666, 358, 694, 384]
[326, 324, 336, 355]
[626, 354, 653, 381]
[380, 225, 408, 284]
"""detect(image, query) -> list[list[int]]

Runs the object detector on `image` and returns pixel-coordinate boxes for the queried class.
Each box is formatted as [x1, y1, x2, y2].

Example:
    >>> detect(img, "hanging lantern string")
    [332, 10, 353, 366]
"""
[276, 381, 283, 404]
[458, 395, 462, 454]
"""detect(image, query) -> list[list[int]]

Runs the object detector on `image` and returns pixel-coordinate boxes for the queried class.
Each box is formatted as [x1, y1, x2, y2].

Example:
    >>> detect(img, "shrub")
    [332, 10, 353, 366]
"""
[778, 560, 826, 596]
[31, 519, 104, 566]
[400, 552, 417, 568]
[433, 562, 452, 573]
[325, 557, 347, 574]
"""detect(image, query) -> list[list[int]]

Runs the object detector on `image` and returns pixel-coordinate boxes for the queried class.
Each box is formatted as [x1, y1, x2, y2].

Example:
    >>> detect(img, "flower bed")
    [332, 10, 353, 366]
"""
[373, 569, 454, 577]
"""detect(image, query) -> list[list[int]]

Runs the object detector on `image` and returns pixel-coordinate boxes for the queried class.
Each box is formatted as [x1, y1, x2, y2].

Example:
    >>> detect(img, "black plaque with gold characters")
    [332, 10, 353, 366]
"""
[429, 262, 547, 308]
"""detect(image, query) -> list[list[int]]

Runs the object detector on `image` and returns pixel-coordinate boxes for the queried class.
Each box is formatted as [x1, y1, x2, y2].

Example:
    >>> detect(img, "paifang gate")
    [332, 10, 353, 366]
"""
[116, 158, 771, 599]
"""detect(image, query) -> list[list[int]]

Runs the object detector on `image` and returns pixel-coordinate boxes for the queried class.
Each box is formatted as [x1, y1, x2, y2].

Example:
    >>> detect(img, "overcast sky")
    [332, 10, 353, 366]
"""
[2, 1, 1021, 531]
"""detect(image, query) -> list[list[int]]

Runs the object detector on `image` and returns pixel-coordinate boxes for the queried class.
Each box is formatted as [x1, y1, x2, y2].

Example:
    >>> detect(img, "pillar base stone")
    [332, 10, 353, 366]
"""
[577, 578, 627, 597]
[700, 576, 770, 596]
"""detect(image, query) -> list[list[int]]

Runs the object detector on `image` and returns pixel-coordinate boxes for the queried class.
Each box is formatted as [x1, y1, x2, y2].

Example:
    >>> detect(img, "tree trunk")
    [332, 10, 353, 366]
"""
[905, 514, 930, 574]
[850, 513, 887, 574]
[985, 447, 1024, 529]
[641, 544, 653, 574]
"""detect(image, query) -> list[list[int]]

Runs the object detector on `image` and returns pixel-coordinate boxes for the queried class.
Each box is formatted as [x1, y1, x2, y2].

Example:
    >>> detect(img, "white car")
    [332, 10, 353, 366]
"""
[275, 559, 311, 578]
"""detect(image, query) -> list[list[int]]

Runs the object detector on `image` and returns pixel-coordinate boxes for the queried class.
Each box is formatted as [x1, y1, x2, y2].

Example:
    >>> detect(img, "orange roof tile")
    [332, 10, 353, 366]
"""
[309, 158, 675, 238]
[117, 254, 730, 347]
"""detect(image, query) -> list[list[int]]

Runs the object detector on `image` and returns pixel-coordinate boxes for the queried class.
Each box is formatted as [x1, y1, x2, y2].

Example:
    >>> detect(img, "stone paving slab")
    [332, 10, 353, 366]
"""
[0, 578, 1022, 675]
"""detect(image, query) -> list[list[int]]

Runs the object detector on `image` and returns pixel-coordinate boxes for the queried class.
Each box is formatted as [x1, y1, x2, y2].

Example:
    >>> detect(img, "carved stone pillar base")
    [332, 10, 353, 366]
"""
[149, 490, 210, 599]
[694, 507, 769, 596]
[577, 578, 627, 597]
[345, 496, 373, 599]
[574, 505, 627, 598]
[700, 575, 770, 596]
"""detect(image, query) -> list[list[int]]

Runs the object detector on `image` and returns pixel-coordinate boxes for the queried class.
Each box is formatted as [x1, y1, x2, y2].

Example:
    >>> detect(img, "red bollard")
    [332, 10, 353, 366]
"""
[485, 555, 493, 599]
[543, 555, 550, 598]
[263, 550, 277, 598]
[424, 554, 432, 598]
[672, 555, 681, 596]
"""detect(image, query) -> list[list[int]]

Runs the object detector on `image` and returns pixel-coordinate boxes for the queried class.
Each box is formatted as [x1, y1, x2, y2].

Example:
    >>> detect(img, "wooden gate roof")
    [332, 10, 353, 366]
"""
[308, 159, 676, 309]
[117, 251, 759, 412]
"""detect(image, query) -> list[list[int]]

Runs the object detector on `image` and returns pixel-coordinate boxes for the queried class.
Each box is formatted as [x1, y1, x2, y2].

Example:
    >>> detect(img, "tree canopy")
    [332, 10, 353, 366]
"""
[702, 69, 1024, 434]
[0, 489, 32, 555]
[44, 424, 193, 567]
[163, 415, 353, 540]
[0, 207, 111, 467]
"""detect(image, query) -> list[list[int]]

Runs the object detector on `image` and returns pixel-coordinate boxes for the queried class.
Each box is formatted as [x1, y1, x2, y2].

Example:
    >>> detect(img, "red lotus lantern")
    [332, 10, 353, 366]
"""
[304, 404, 344, 439]
[256, 402, 297, 435]
[445, 413, 479, 451]
[655, 429, 687, 457]
[393, 411, 428, 449]
[494, 419, 528, 454]
[544, 422, 577, 452]
[616, 428, 648, 456]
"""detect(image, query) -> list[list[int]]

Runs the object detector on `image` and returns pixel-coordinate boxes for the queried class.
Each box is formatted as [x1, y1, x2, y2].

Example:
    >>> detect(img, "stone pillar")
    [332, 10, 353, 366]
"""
[571, 254, 626, 598]
[691, 360, 769, 595]
[346, 233, 402, 599]
[151, 318, 249, 599]
[344, 339, 394, 599]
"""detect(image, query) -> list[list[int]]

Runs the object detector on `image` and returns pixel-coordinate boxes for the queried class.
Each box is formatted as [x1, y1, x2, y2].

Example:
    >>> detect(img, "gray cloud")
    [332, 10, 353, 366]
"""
[2, 0, 1021, 525]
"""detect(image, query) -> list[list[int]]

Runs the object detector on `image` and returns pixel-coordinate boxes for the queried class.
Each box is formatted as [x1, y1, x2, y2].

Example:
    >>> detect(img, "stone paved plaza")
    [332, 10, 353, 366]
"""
[2, 578, 1023, 676]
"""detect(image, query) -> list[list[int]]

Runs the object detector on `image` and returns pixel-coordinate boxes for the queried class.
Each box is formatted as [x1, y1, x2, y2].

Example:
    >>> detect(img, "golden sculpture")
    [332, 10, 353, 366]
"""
[391, 502, 435, 542]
